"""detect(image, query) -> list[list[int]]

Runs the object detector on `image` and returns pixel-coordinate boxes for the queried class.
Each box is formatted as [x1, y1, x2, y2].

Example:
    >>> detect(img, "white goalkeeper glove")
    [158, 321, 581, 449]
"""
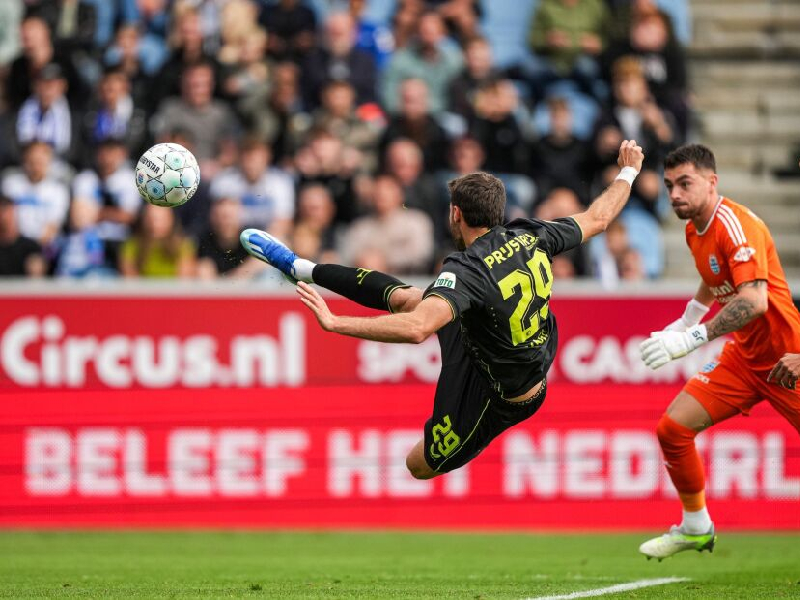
[663, 298, 711, 332]
[640, 325, 709, 370]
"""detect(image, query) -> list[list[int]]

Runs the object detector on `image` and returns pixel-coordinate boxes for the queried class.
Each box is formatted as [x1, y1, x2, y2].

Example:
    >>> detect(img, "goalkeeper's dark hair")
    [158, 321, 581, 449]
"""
[448, 172, 506, 228]
[665, 143, 716, 173]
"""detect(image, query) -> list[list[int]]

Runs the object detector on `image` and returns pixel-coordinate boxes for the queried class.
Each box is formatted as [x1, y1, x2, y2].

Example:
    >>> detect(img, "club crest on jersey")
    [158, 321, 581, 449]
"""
[434, 272, 457, 289]
[708, 254, 720, 275]
[733, 246, 756, 263]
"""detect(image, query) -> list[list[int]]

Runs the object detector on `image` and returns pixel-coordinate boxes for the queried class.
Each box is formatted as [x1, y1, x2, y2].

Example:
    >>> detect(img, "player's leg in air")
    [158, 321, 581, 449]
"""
[241, 229, 441, 476]
[240, 228, 422, 312]
[240, 228, 547, 480]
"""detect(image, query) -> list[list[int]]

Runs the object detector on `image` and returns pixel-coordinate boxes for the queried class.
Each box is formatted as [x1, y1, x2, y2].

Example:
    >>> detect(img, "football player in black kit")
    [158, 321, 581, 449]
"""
[241, 140, 644, 479]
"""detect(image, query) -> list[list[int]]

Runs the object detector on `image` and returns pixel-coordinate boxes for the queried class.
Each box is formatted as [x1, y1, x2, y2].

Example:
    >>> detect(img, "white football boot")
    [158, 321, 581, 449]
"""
[639, 524, 716, 561]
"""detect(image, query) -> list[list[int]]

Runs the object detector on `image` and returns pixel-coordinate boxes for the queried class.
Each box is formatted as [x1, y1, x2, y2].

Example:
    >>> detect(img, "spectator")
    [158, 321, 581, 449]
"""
[591, 162, 664, 277]
[441, 134, 540, 221]
[380, 78, 450, 173]
[603, 11, 688, 136]
[51, 198, 106, 278]
[6, 15, 84, 110]
[15, 62, 78, 164]
[26, 0, 97, 55]
[589, 217, 631, 287]
[448, 36, 500, 119]
[217, 0, 262, 65]
[81, 66, 148, 158]
[381, 11, 463, 114]
[446, 134, 484, 171]
[468, 79, 529, 175]
[104, 25, 158, 111]
[589, 57, 674, 217]
[619, 246, 646, 281]
[258, 0, 317, 62]
[306, 80, 381, 173]
[349, 0, 394, 70]
[91, 0, 139, 49]
[127, 0, 171, 76]
[151, 61, 239, 178]
[1, 141, 69, 246]
[220, 26, 271, 122]
[255, 61, 306, 164]
[391, 0, 425, 50]
[290, 183, 339, 263]
[0, 195, 45, 277]
[210, 137, 294, 238]
[531, 96, 591, 201]
[433, 0, 482, 45]
[295, 127, 360, 225]
[301, 11, 377, 110]
[384, 138, 446, 243]
[196, 197, 251, 279]
[526, 0, 609, 101]
[71, 138, 141, 270]
[119, 203, 196, 278]
[0, 0, 22, 72]
[534, 187, 589, 276]
[152, 6, 221, 107]
[342, 174, 433, 274]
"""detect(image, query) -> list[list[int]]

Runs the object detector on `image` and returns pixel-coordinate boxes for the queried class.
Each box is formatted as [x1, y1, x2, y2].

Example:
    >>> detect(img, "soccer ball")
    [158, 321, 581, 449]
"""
[135, 143, 200, 207]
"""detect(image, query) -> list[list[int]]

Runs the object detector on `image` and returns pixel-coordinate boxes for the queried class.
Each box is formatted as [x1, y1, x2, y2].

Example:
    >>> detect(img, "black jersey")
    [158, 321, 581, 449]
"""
[423, 217, 583, 398]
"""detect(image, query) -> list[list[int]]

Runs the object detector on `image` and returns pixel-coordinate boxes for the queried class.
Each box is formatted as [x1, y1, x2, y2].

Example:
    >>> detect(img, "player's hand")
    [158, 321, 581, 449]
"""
[639, 326, 709, 369]
[767, 353, 800, 390]
[296, 281, 337, 332]
[617, 140, 644, 173]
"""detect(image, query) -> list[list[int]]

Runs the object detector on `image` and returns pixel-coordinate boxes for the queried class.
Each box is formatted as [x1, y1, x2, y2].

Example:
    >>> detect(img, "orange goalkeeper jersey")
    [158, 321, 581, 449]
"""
[686, 196, 800, 371]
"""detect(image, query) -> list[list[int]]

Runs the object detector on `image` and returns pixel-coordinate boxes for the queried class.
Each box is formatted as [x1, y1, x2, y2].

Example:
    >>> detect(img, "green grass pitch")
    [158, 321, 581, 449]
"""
[1, 531, 799, 599]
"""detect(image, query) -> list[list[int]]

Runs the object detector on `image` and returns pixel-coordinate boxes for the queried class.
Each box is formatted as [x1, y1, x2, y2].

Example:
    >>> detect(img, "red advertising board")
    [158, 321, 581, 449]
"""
[0, 294, 728, 390]
[1, 292, 798, 529]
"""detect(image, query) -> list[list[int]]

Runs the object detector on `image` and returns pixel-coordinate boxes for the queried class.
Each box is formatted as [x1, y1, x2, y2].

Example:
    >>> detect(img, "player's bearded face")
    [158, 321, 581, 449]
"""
[665, 166, 715, 220]
[449, 205, 466, 250]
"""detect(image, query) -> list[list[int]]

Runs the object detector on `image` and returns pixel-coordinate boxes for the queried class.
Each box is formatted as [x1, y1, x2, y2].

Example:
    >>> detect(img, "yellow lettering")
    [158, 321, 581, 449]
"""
[484, 255, 495, 268]
[492, 250, 505, 264]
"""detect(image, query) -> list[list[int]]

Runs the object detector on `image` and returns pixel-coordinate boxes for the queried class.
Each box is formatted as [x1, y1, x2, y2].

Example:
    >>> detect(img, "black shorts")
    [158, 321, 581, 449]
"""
[423, 321, 546, 474]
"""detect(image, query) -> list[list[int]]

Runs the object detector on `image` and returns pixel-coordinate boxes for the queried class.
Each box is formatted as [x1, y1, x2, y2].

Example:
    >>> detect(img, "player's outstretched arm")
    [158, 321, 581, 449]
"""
[296, 282, 452, 343]
[571, 140, 645, 241]
[641, 280, 767, 369]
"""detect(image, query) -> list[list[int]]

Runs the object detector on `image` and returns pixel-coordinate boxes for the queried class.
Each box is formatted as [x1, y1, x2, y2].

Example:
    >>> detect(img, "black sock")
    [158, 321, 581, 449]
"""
[312, 264, 410, 311]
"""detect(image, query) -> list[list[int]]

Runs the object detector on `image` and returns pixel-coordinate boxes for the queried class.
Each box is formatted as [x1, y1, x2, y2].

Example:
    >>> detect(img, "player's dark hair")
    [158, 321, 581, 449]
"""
[448, 172, 506, 228]
[665, 143, 717, 173]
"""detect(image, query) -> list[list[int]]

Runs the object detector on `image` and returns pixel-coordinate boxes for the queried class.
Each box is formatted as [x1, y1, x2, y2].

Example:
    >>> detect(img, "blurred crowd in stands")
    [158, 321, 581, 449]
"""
[0, 0, 690, 284]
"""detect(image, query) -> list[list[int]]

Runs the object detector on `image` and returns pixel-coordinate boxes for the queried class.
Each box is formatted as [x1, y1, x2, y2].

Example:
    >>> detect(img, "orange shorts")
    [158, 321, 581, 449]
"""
[683, 342, 800, 431]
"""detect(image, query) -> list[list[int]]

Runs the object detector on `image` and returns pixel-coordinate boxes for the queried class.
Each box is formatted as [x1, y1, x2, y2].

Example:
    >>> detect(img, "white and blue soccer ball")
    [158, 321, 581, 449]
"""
[135, 143, 200, 207]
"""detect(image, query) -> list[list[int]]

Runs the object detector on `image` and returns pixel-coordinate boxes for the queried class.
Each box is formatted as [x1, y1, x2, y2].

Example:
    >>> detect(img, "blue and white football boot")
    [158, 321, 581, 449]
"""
[239, 228, 298, 284]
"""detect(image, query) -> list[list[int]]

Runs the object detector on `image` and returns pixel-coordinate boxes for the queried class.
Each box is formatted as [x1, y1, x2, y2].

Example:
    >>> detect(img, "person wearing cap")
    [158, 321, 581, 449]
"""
[15, 61, 78, 163]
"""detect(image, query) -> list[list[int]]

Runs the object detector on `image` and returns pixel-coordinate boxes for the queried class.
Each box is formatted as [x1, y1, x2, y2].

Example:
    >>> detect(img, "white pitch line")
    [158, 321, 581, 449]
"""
[524, 577, 690, 600]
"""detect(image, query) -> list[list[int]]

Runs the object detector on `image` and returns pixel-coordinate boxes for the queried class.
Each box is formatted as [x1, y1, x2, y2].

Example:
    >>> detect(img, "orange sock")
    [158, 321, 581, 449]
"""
[656, 414, 706, 511]
[678, 490, 706, 512]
